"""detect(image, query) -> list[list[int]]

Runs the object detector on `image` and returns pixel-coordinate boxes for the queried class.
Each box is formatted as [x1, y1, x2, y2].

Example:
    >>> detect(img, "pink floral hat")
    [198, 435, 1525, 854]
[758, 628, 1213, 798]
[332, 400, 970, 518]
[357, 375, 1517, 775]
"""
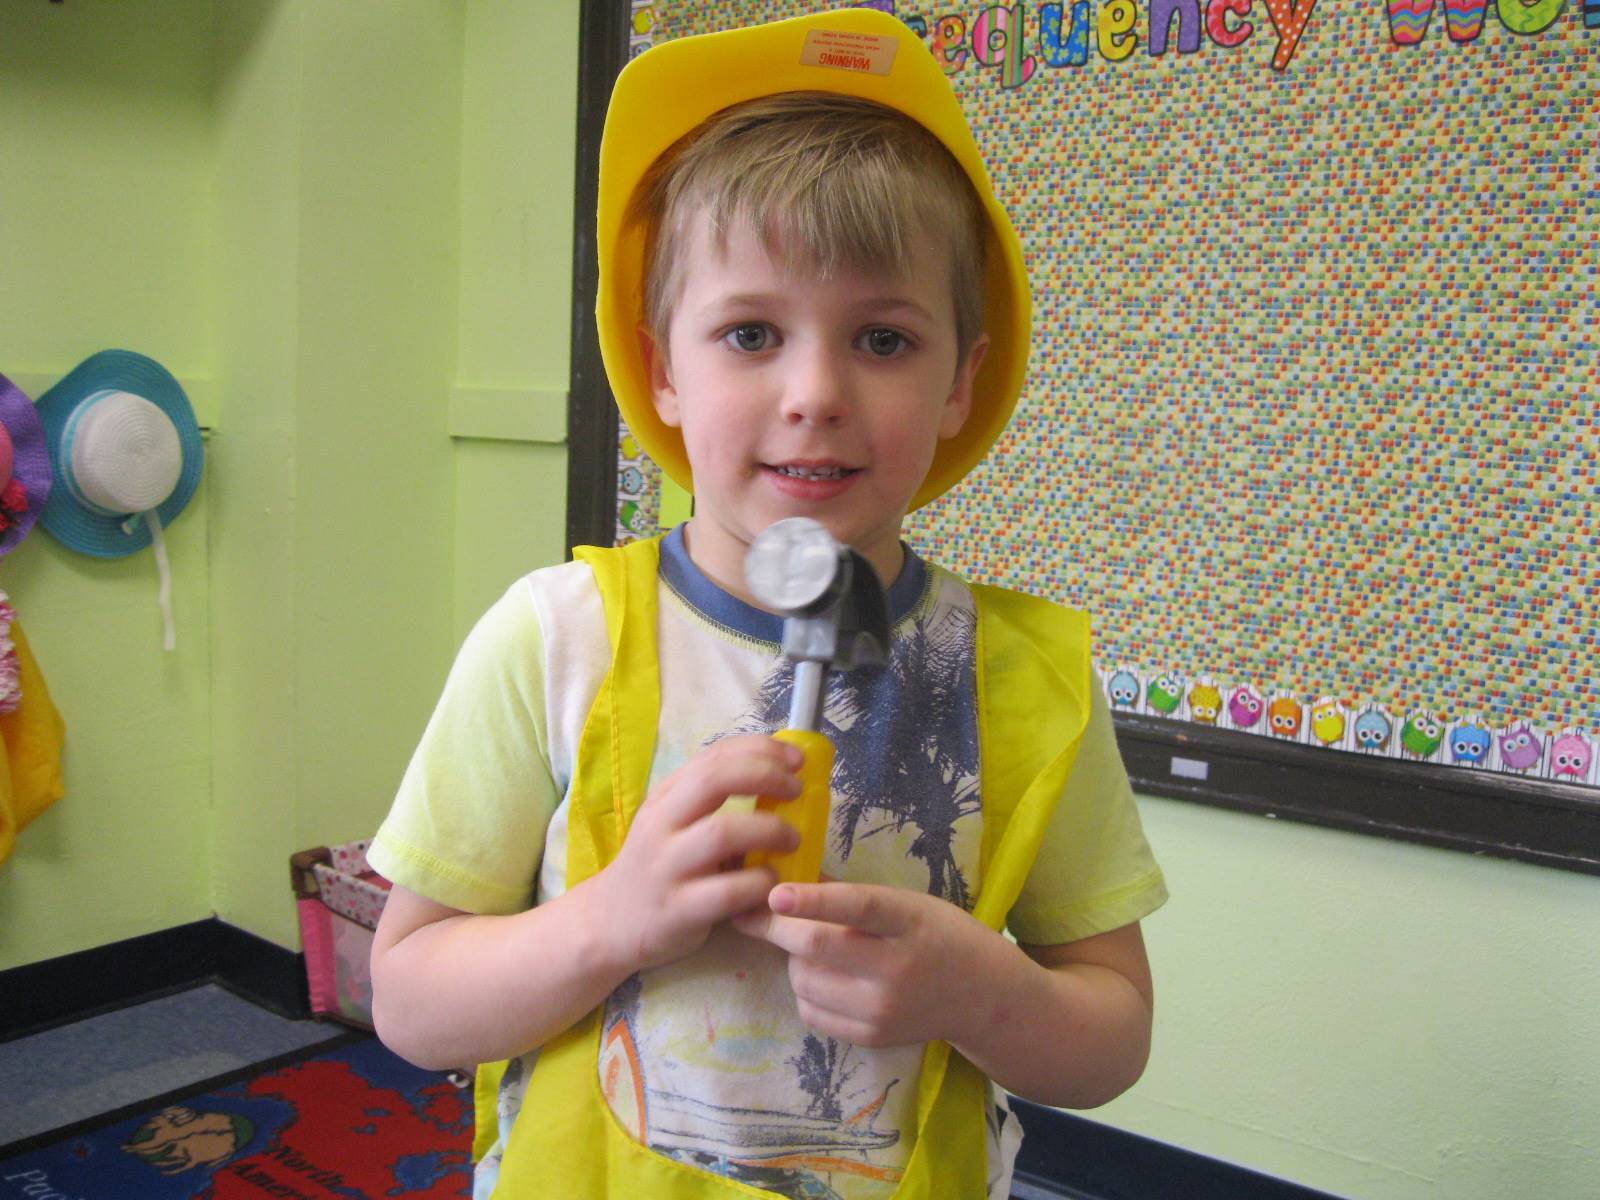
[0, 374, 54, 558]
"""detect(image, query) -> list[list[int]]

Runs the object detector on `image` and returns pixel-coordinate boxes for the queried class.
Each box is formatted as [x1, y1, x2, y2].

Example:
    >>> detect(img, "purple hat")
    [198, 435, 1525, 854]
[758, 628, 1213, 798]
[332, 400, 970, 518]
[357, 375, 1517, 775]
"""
[0, 374, 54, 558]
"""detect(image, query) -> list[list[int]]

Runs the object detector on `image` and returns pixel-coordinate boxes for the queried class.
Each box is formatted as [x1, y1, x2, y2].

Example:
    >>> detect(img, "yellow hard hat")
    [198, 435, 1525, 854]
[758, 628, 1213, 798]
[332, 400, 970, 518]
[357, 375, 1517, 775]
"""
[596, 7, 1031, 511]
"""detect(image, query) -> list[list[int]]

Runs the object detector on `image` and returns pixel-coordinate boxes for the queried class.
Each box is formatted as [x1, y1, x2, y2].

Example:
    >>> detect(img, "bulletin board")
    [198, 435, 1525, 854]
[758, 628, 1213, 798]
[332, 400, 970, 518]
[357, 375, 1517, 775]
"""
[570, 0, 1600, 872]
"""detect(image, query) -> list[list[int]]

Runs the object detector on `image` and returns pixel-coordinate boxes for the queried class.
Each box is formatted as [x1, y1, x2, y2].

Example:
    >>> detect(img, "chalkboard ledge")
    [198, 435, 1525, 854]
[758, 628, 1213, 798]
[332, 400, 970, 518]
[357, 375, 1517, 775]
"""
[1115, 713, 1600, 877]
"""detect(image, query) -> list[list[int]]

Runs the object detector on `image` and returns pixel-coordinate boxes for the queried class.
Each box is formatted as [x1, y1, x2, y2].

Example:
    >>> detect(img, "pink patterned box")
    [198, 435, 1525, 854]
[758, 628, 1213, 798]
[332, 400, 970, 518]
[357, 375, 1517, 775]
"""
[291, 839, 392, 1028]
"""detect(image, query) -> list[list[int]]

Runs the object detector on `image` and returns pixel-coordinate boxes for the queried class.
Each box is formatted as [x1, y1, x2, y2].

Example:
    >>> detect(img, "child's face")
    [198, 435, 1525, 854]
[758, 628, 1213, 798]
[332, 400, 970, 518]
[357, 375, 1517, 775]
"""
[645, 210, 986, 600]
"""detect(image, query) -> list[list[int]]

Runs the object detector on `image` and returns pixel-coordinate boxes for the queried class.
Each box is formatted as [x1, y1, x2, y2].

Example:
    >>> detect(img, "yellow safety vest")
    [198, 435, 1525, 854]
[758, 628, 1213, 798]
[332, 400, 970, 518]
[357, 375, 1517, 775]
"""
[477, 534, 1094, 1198]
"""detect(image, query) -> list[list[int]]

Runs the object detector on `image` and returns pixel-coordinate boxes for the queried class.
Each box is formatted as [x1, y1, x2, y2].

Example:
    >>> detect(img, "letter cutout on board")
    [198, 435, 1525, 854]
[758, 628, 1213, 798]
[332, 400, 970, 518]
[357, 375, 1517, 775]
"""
[972, 5, 1038, 88]
[1497, 0, 1564, 33]
[1206, 0, 1256, 45]
[1040, 0, 1094, 66]
[1261, 0, 1317, 69]
[1099, 0, 1140, 59]
[931, 14, 971, 72]
[1386, 0, 1489, 43]
[1150, 0, 1206, 53]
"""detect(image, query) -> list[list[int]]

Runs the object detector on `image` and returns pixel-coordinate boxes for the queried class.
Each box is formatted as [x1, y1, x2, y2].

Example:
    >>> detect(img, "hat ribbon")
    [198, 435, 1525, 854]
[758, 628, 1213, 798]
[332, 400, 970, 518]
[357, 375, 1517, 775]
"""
[60, 390, 182, 651]
[137, 509, 176, 652]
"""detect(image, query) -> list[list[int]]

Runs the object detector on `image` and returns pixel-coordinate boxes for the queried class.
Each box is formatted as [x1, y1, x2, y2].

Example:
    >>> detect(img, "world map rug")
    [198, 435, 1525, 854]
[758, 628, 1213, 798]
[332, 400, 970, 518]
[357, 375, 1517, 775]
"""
[0, 1032, 472, 1199]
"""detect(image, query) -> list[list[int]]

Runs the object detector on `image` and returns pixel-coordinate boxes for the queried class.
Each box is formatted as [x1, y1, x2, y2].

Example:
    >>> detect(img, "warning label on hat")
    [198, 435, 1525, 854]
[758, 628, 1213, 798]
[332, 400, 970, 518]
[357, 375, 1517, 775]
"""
[800, 30, 898, 76]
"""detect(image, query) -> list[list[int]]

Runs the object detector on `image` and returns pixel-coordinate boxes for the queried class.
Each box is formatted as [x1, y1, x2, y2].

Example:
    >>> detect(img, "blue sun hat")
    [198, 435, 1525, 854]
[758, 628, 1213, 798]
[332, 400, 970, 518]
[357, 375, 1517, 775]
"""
[37, 350, 204, 649]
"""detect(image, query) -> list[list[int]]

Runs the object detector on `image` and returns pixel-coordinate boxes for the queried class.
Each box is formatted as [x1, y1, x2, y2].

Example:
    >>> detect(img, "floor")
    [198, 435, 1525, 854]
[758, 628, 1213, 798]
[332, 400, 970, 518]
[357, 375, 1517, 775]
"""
[0, 983, 1080, 1196]
[0, 983, 342, 1148]
[0, 986, 1182, 1200]
[0, 977, 1329, 1200]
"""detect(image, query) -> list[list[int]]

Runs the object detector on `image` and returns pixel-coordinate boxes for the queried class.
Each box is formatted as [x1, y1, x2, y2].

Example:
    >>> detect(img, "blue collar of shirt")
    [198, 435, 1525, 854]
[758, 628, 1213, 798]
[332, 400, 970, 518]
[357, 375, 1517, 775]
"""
[658, 524, 928, 646]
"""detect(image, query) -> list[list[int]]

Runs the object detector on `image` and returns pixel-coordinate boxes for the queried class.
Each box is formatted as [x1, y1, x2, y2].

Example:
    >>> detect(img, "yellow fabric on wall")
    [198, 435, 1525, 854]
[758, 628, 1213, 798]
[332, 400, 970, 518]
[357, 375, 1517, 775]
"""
[0, 620, 67, 864]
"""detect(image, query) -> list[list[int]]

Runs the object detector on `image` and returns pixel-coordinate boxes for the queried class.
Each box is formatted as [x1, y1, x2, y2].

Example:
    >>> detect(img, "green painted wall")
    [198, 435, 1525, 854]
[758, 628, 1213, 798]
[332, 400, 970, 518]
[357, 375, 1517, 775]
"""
[207, 0, 471, 948]
[206, 0, 305, 951]
[0, 0, 217, 965]
[450, 0, 575, 640]
[2, 4, 1595, 1199]
[1, 0, 574, 960]
[1107, 798, 1600, 1198]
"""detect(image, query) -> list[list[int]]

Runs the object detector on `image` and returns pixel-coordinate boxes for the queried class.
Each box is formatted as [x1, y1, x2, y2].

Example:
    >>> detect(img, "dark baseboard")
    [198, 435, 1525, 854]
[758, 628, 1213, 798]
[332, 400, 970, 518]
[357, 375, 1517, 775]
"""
[0, 917, 311, 1043]
[1010, 1099, 1348, 1200]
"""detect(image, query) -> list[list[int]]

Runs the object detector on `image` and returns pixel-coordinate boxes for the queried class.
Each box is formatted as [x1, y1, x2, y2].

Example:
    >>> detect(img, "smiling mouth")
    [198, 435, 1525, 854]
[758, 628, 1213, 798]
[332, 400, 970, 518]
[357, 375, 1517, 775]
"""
[769, 464, 859, 481]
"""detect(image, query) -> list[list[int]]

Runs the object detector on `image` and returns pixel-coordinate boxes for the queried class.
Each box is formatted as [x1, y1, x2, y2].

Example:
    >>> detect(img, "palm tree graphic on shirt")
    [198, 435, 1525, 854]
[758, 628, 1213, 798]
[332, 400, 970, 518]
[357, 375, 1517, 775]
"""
[719, 601, 980, 910]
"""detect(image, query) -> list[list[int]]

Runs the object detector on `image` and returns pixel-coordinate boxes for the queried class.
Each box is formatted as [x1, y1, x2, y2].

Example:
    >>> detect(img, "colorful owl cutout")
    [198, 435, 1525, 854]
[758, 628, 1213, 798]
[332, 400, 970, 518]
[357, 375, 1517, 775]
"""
[1106, 668, 1141, 710]
[1447, 718, 1493, 767]
[1188, 679, 1223, 726]
[1550, 730, 1593, 784]
[1309, 697, 1347, 748]
[1267, 695, 1303, 741]
[1227, 684, 1265, 730]
[1399, 712, 1445, 760]
[1352, 706, 1394, 755]
[1147, 673, 1183, 717]
[1497, 724, 1544, 773]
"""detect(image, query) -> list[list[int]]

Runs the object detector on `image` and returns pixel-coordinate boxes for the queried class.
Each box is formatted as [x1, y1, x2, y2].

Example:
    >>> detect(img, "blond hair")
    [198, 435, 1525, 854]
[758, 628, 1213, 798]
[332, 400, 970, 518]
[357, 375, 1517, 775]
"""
[631, 92, 987, 355]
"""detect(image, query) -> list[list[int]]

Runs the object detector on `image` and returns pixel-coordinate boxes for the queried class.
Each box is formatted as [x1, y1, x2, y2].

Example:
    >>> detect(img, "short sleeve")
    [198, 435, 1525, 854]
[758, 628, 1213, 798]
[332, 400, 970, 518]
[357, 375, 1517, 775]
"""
[1006, 684, 1168, 945]
[368, 580, 560, 915]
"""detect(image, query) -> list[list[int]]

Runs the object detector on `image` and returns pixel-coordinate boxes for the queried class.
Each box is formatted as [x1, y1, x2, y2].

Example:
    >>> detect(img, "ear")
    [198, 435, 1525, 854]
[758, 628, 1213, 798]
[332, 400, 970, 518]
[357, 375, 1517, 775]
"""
[939, 333, 989, 440]
[640, 324, 682, 427]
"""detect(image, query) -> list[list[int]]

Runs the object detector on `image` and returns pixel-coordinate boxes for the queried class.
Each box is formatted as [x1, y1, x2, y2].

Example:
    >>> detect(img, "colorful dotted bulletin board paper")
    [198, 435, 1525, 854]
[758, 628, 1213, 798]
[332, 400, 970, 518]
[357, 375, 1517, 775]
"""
[618, 0, 1600, 789]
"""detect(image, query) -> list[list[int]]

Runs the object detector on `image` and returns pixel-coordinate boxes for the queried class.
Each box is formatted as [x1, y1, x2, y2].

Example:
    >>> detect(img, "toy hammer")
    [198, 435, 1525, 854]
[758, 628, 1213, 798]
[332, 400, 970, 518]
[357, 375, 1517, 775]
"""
[742, 518, 890, 884]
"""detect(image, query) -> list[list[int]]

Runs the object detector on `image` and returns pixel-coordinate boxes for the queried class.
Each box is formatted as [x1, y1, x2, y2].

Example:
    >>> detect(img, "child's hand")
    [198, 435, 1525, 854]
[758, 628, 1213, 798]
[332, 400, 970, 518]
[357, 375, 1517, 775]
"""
[732, 882, 1007, 1048]
[590, 735, 804, 975]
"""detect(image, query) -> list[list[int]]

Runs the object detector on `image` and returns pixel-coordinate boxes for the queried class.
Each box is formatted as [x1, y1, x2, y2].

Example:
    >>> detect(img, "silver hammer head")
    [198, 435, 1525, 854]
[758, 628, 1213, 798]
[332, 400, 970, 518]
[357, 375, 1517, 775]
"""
[744, 518, 890, 730]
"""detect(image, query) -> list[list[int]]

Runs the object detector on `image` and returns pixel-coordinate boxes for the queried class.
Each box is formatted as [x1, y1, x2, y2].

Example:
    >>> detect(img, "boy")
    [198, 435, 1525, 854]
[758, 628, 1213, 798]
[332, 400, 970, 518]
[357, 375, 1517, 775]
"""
[369, 9, 1166, 1199]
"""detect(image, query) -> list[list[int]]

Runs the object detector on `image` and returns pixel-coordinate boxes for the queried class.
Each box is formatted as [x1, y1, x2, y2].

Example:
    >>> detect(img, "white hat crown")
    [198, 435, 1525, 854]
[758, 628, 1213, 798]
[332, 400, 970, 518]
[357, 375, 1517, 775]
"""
[66, 390, 182, 517]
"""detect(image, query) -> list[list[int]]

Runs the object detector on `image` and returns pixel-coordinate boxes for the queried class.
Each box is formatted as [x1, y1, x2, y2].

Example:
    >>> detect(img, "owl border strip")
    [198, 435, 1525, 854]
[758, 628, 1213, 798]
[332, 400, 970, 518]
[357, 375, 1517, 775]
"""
[1097, 667, 1599, 790]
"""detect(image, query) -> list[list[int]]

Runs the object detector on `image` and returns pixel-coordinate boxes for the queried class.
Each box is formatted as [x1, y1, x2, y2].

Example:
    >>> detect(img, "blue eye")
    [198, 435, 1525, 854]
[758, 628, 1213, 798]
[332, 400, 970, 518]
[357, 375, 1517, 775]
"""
[727, 324, 770, 352]
[862, 328, 907, 357]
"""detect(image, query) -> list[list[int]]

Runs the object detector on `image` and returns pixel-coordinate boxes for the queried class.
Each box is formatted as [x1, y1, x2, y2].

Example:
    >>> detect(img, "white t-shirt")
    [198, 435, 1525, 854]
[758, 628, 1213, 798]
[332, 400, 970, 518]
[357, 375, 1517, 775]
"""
[371, 529, 1166, 1199]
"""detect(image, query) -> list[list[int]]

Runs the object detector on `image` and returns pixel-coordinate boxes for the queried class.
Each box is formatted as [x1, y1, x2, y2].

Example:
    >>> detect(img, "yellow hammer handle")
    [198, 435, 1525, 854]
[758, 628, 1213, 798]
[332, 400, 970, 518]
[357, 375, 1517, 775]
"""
[746, 729, 834, 885]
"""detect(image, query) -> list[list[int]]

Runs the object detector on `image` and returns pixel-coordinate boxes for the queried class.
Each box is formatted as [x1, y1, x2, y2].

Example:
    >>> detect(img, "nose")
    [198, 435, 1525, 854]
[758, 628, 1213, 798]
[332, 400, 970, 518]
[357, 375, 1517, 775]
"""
[779, 340, 852, 427]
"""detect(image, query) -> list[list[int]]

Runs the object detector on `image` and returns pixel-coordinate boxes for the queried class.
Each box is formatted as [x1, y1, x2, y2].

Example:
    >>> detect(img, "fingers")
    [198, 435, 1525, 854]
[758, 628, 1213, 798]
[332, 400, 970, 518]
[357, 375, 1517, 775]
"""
[651, 736, 803, 830]
[792, 1001, 879, 1047]
[670, 810, 799, 878]
[767, 882, 913, 937]
[676, 866, 783, 930]
[733, 911, 880, 971]
[786, 944, 924, 1049]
